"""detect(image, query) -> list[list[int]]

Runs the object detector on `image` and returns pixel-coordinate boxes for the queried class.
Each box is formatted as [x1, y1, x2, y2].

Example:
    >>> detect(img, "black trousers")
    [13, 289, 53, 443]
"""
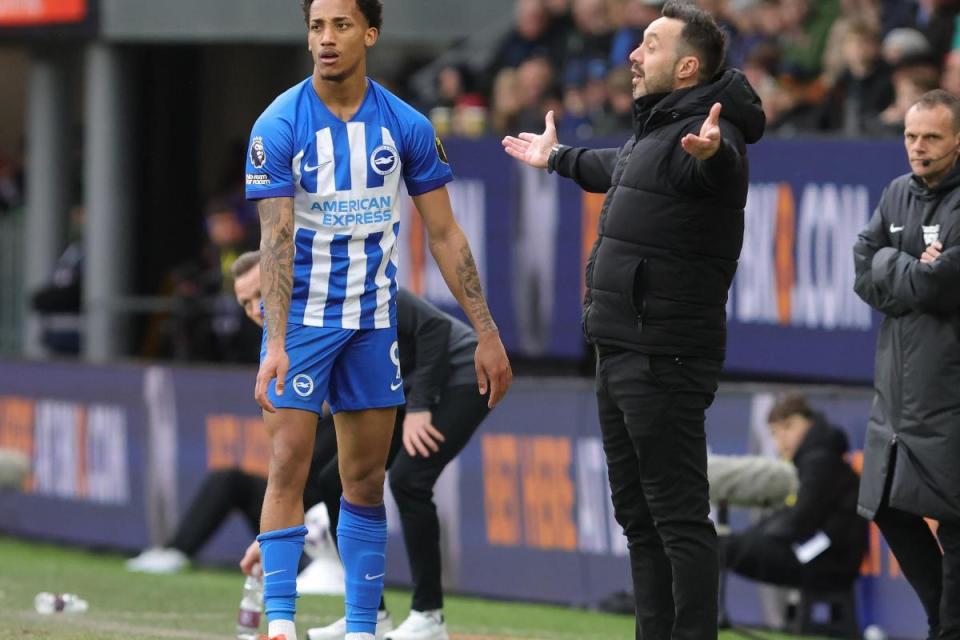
[721, 531, 860, 591]
[874, 503, 960, 639]
[388, 384, 490, 611]
[168, 417, 340, 555]
[321, 386, 490, 612]
[722, 532, 804, 587]
[596, 348, 722, 640]
[169, 469, 268, 555]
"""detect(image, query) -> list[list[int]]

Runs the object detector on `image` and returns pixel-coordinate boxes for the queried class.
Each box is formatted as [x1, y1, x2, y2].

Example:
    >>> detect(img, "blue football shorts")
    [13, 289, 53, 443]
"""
[260, 323, 404, 415]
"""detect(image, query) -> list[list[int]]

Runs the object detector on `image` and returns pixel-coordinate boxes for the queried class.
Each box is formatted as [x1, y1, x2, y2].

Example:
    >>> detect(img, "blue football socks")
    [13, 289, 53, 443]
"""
[257, 525, 308, 623]
[337, 497, 387, 635]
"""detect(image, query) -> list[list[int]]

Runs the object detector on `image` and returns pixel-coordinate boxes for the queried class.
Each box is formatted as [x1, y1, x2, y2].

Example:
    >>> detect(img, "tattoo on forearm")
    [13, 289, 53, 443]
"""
[258, 198, 294, 342]
[455, 245, 497, 333]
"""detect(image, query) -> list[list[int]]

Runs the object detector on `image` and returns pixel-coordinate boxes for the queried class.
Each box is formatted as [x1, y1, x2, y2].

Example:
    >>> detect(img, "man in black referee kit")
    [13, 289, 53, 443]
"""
[502, 2, 764, 638]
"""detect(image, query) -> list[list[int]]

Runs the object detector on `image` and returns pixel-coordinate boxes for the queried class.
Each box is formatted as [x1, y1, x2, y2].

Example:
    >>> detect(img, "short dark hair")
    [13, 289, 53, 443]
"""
[767, 392, 815, 424]
[661, 0, 727, 81]
[230, 250, 261, 279]
[301, 0, 383, 30]
[912, 89, 960, 132]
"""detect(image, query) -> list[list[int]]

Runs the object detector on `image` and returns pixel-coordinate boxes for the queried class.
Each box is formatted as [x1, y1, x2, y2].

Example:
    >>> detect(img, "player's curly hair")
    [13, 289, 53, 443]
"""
[301, 0, 383, 31]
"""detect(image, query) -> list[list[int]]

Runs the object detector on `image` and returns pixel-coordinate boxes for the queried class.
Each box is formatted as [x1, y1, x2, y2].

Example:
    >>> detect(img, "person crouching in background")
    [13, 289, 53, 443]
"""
[721, 393, 867, 590]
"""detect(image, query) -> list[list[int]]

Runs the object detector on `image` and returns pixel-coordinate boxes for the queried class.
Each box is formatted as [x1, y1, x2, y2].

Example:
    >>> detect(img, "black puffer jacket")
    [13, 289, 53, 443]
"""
[553, 69, 765, 359]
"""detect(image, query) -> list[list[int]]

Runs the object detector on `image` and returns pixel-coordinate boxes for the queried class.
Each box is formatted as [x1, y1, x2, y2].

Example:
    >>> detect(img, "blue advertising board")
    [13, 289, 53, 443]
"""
[0, 359, 932, 638]
[399, 137, 909, 383]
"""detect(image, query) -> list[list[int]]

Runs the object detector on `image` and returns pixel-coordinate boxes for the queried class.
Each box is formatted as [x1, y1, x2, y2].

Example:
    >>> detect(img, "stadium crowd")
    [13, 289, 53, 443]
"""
[421, 0, 960, 139]
[25, 0, 960, 362]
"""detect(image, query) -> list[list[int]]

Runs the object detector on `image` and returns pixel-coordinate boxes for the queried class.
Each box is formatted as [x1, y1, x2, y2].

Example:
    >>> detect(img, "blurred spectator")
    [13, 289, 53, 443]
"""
[168, 198, 258, 362]
[464, 0, 951, 139]
[720, 393, 868, 591]
[490, 68, 522, 133]
[428, 64, 488, 138]
[558, 62, 595, 138]
[720, 0, 773, 70]
[556, 57, 613, 138]
[918, 0, 960, 62]
[609, 0, 663, 65]
[559, 0, 615, 74]
[544, 0, 572, 19]
[743, 42, 789, 125]
[543, 0, 577, 52]
[514, 54, 559, 132]
[486, 0, 556, 84]
[583, 60, 612, 115]
[839, 0, 883, 34]
[869, 53, 941, 135]
[882, 27, 933, 66]
[780, 0, 841, 78]
[881, 0, 922, 34]
[941, 47, 960, 94]
[31, 205, 84, 355]
[435, 64, 479, 110]
[819, 18, 894, 134]
[593, 66, 636, 135]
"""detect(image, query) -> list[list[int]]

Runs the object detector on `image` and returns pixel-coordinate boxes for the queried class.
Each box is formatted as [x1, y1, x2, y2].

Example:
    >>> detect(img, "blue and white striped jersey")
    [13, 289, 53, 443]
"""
[245, 77, 453, 329]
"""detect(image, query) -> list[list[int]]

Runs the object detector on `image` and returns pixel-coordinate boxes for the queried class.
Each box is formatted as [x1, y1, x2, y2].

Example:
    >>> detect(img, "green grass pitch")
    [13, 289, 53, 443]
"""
[0, 537, 809, 639]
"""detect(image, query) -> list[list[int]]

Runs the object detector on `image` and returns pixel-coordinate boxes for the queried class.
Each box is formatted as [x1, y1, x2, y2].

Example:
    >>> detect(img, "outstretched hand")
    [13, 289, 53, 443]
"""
[681, 102, 723, 161]
[501, 111, 559, 169]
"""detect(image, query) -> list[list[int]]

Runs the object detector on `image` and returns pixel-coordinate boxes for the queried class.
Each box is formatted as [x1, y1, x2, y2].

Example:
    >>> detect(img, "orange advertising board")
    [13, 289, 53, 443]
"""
[0, 0, 87, 26]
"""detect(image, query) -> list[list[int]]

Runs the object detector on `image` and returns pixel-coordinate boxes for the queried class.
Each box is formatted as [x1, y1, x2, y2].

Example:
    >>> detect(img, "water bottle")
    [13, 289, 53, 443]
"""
[236, 563, 263, 639]
[34, 592, 88, 614]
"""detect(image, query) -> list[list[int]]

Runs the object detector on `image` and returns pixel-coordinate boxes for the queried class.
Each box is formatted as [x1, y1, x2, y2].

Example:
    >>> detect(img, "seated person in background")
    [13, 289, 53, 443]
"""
[127, 252, 341, 574]
[722, 393, 867, 590]
[126, 426, 338, 574]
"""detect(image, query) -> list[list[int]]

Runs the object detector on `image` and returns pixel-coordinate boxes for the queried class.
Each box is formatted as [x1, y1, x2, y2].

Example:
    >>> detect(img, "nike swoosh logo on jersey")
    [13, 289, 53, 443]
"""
[304, 159, 332, 172]
[390, 381, 403, 391]
[263, 569, 286, 577]
[890, 224, 904, 233]
[365, 572, 385, 581]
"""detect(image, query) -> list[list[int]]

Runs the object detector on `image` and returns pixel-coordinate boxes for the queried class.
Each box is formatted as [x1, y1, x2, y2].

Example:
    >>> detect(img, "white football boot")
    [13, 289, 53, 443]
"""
[125, 547, 189, 574]
[384, 610, 449, 640]
[307, 610, 394, 640]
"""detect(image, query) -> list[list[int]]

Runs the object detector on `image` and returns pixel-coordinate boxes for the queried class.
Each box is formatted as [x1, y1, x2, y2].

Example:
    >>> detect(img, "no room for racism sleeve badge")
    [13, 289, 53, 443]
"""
[435, 136, 448, 164]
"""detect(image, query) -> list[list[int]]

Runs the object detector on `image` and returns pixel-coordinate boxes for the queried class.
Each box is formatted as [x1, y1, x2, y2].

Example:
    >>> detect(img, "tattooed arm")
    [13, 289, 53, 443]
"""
[254, 196, 295, 412]
[411, 186, 512, 407]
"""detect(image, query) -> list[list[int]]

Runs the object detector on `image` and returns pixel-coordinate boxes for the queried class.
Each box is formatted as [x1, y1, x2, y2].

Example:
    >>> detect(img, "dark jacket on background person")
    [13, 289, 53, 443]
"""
[395, 288, 477, 411]
[758, 418, 867, 580]
[854, 165, 960, 523]
[819, 64, 894, 136]
[31, 241, 84, 355]
[552, 69, 765, 360]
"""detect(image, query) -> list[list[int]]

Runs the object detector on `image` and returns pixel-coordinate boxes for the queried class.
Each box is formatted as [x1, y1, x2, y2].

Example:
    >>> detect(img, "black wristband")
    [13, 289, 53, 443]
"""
[547, 144, 568, 174]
